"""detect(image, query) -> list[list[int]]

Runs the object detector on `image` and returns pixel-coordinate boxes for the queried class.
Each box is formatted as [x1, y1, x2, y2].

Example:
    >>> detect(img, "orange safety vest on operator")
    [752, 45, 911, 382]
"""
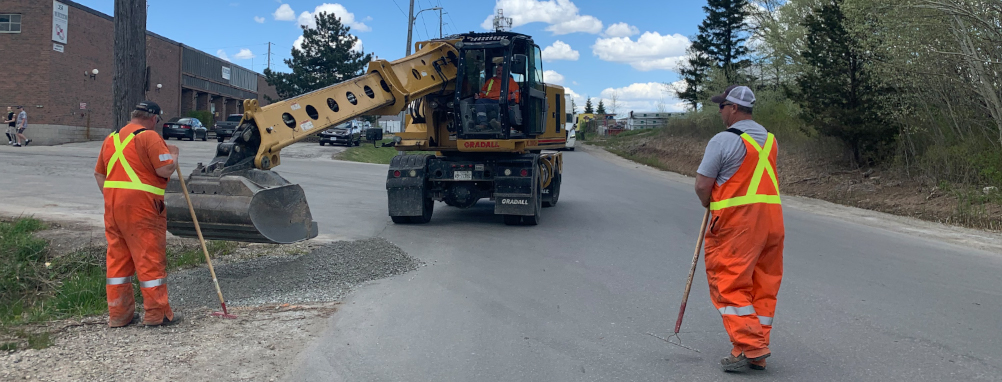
[709, 129, 781, 211]
[103, 127, 168, 196]
[481, 76, 520, 103]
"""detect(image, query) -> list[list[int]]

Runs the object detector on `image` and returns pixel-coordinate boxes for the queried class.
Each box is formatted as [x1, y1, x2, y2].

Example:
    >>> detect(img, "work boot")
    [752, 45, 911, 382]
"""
[489, 119, 501, 130]
[109, 313, 140, 328]
[750, 358, 767, 370]
[721, 352, 770, 372]
[145, 312, 183, 327]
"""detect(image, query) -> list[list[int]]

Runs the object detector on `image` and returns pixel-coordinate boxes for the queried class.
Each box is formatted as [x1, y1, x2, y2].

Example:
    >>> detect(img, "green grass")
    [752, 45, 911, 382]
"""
[336, 139, 434, 165]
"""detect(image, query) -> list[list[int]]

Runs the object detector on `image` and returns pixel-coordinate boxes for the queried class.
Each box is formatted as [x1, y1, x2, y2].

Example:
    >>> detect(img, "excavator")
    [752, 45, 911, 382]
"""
[163, 31, 570, 244]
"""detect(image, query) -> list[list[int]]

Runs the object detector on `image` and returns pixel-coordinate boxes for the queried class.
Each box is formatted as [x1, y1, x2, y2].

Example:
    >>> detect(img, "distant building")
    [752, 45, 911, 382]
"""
[0, 0, 277, 145]
[625, 111, 681, 130]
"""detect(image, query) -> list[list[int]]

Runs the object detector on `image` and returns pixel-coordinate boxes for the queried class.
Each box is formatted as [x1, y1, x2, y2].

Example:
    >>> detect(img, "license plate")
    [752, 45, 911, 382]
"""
[454, 171, 472, 180]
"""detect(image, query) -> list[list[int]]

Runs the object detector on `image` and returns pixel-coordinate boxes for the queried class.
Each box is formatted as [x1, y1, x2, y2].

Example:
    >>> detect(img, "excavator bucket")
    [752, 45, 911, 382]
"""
[164, 169, 319, 244]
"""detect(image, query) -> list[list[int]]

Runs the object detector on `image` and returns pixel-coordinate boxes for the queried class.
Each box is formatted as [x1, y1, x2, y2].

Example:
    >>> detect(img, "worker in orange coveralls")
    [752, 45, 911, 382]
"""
[694, 85, 784, 372]
[94, 101, 181, 327]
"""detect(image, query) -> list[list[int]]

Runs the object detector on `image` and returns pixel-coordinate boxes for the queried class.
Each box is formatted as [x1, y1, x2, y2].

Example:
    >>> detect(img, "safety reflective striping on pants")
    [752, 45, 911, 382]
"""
[759, 316, 774, 326]
[106, 276, 133, 285]
[139, 278, 165, 288]
[718, 305, 756, 316]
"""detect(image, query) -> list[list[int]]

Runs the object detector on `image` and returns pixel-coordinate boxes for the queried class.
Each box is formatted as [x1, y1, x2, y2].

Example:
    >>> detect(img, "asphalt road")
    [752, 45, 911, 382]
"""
[1, 140, 1000, 381]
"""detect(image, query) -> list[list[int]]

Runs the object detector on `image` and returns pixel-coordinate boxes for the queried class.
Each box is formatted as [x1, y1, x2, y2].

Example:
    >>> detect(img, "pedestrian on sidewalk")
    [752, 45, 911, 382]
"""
[4, 106, 15, 145]
[13, 106, 30, 147]
[94, 100, 182, 327]
[694, 85, 785, 372]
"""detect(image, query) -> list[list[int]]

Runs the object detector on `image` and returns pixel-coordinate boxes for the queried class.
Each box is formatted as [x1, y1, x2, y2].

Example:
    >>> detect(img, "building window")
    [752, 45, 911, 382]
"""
[0, 14, 21, 33]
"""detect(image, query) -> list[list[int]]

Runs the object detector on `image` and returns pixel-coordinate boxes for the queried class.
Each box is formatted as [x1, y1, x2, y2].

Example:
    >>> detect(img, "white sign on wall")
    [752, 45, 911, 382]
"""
[221, 66, 231, 80]
[53, 43, 64, 53]
[52, 1, 68, 44]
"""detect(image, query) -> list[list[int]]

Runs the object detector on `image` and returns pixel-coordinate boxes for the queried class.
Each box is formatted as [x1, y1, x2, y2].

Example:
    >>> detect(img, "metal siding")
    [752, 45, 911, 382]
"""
[182, 75, 258, 100]
[181, 47, 258, 92]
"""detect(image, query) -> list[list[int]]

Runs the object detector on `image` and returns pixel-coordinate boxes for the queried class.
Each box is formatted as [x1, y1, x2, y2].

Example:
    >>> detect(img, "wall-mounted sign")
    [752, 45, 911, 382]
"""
[53, 43, 64, 53]
[221, 66, 231, 80]
[52, 1, 68, 44]
[80, 103, 87, 110]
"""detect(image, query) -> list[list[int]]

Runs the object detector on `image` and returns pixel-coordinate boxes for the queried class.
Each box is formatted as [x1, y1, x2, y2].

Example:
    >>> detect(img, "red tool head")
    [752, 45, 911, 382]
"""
[210, 302, 237, 319]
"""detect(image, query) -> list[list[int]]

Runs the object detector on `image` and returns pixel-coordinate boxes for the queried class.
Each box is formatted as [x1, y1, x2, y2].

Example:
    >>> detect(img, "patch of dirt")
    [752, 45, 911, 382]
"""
[591, 132, 1002, 232]
[0, 303, 337, 382]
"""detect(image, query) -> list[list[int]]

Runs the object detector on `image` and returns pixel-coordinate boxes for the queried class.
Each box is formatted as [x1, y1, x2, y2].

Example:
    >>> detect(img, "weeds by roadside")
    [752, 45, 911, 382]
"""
[336, 139, 434, 165]
[0, 217, 238, 351]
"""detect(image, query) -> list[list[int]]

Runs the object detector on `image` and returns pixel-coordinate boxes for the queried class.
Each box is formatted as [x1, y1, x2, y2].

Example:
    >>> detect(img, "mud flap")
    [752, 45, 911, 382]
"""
[494, 156, 537, 216]
[386, 154, 433, 218]
[165, 169, 319, 244]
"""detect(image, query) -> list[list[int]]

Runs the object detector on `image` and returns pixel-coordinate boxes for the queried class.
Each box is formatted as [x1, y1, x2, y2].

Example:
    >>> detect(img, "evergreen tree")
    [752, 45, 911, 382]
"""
[571, 99, 578, 114]
[694, 0, 751, 83]
[676, 44, 713, 110]
[796, 0, 896, 165]
[264, 12, 372, 100]
[596, 100, 606, 115]
[584, 97, 594, 114]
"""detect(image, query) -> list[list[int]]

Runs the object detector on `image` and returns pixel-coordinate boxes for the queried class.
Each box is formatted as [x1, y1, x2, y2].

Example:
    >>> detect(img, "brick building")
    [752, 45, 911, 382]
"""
[0, 0, 278, 145]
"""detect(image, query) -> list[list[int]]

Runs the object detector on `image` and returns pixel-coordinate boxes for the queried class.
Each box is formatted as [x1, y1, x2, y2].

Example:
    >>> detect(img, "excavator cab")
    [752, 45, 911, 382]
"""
[454, 33, 545, 140]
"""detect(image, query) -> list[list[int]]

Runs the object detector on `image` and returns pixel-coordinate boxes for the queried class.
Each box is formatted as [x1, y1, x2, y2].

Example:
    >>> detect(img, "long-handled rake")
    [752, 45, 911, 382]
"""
[648, 207, 710, 352]
[175, 166, 237, 319]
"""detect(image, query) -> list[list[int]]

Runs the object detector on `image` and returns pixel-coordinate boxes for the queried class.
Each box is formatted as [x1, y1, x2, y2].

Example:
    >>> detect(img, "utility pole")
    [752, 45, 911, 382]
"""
[266, 42, 272, 70]
[438, 8, 442, 38]
[405, 0, 415, 55]
[113, 0, 147, 130]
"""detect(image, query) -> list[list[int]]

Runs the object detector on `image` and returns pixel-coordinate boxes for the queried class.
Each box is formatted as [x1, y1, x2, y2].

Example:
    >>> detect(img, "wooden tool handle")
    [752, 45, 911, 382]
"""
[175, 167, 228, 311]
[675, 208, 711, 334]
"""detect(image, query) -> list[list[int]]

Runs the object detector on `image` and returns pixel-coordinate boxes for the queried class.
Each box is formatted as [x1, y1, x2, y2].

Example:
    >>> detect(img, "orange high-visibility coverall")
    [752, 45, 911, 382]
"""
[704, 130, 784, 360]
[94, 123, 175, 326]
[480, 75, 521, 103]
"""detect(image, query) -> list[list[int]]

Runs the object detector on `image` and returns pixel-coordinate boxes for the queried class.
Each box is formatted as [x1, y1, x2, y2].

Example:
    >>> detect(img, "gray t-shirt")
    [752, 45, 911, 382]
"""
[696, 119, 770, 186]
[16, 111, 27, 129]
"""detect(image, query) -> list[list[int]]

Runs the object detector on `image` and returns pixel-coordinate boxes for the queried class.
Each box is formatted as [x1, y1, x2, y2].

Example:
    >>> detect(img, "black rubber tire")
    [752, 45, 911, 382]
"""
[319, 141, 325, 146]
[217, 137, 224, 142]
[543, 174, 561, 208]
[390, 216, 411, 224]
[503, 215, 522, 225]
[201, 133, 207, 141]
[522, 194, 541, 225]
[411, 197, 434, 224]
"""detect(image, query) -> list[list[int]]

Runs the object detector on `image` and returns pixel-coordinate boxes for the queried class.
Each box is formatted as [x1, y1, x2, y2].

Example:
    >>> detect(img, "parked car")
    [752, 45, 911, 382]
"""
[214, 114, 243, 142]
[319, 121, 365, 146]
[162, 117, 208, 141]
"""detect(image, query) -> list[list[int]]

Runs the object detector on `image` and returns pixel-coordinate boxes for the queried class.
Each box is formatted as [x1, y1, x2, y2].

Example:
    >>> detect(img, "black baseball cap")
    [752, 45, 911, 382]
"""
[135, 101, 163, 115]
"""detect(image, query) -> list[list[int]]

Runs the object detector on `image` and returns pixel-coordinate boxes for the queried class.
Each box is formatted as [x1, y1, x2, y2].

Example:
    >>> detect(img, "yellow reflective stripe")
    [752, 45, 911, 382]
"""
[103, 132, 165, 196]
[711, 133, 782, 211]
[103, 181, 165, 195]
[486, 78, 495, 93]
[710, 194, 781, 210]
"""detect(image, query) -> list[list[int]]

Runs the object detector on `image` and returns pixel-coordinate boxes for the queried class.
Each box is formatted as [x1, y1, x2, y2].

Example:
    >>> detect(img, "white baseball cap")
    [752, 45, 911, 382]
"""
[711, 85, 755, 108]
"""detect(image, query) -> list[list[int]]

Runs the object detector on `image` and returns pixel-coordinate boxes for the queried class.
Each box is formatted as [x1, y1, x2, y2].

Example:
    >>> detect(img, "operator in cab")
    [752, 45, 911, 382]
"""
[474, 56, 520, 130]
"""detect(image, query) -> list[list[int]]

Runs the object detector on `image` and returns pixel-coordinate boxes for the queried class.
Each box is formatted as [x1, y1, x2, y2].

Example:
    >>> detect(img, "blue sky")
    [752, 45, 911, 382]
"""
[76, 0, 707, 113]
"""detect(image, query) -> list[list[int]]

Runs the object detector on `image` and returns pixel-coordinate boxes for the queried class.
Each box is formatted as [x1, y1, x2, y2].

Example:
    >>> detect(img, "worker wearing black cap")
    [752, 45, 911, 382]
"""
[93, 101, 182, 327]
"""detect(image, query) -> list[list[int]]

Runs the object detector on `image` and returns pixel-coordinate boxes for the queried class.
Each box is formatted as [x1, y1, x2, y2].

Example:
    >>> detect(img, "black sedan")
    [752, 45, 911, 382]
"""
[162, 117, 208, 141]
[319, 123, 362, 146]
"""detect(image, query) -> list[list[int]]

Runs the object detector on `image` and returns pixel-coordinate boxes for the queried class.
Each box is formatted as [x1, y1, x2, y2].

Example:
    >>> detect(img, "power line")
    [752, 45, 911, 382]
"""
[388, 0, 407, 17]
[417, 0, 431, 40]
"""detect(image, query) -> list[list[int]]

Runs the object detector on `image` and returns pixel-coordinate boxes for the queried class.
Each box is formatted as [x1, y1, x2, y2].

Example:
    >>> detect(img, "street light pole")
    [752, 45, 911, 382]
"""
[406, 4, 442, 55]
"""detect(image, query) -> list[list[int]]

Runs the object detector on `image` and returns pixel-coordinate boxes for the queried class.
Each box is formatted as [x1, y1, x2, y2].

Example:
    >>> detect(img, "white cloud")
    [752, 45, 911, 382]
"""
[604, 22, 638, 37]
[547, 15, 602, 35]
[592, 31, 690, 71]
[297, 3, 371, 32]
[273, 4, 295, 21]
[216, 49, 231, 62]
[254, 16, 266, 23]
[294, 35, 363, 53]
[480, 0, 602, 35]
[596, 82, 686, 113]
[234, 49, 255, 60]
[543, 70, 564, 85]
[541, 40, 579, 62]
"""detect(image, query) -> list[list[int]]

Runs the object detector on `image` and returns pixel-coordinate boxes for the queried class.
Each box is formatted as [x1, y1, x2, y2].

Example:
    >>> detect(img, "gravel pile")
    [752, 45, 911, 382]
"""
[168, 238, 419, 308]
